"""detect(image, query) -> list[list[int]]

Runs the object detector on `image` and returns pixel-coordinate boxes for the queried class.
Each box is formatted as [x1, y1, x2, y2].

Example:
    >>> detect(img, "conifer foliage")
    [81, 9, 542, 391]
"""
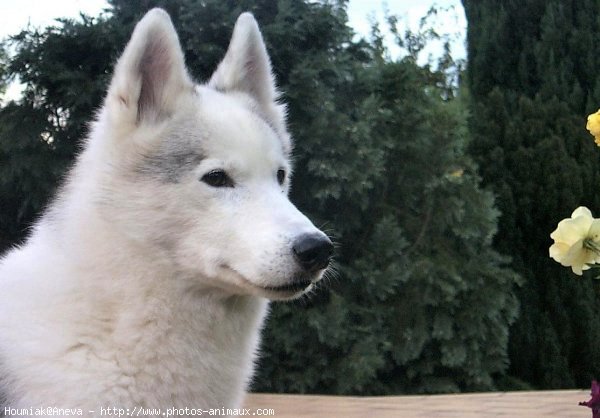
[462, 0, 600, 388]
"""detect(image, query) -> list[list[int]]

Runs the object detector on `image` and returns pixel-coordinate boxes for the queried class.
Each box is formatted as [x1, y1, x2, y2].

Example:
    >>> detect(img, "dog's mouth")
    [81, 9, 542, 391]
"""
[262, 279, 313, 294]
[220, 265, 315, 299]
[258, 279, 314, 300]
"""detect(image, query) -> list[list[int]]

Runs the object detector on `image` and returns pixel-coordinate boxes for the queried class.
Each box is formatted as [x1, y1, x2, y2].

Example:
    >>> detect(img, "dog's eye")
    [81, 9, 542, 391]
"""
[277, 169, 286, 185]
[201, 170, 234, 188]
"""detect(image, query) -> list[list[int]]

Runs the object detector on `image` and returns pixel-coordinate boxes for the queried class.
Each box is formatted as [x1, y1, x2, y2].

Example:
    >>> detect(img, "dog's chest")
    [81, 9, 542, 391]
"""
[97, 295, 268, 408]
[6, 292, 268, 412]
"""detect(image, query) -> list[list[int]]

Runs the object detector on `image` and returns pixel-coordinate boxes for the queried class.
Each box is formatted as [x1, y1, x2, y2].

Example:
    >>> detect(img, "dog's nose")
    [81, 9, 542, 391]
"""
[292, 233, 333, 272]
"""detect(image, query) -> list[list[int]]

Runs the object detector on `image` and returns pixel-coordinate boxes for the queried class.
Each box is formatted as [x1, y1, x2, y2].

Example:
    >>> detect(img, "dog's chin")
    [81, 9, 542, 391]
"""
[219, 265, 318, 301]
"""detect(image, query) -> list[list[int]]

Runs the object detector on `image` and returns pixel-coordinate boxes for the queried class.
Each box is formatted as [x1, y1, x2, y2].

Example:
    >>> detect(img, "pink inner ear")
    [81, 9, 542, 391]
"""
[241, 58, 260, 97]
[137, 34, 173, 122]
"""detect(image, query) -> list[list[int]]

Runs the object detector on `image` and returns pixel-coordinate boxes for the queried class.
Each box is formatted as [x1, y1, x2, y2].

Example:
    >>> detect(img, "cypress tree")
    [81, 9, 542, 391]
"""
[462, 0, 600, 388]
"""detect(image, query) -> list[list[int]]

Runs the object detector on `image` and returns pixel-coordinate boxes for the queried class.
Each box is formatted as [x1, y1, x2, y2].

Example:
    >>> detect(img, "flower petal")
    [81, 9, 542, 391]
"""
[551, 215, 593, 245]
[587, 110, 600, 136]
[549, 206, 600, 276]
[572, 206, 593, 219]
[549, 242, 570, 263]
[561, 239, 596, 275]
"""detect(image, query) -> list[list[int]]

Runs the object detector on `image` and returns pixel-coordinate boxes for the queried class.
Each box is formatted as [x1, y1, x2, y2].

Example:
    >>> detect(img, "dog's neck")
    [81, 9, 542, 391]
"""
[11, 195, 270, 408]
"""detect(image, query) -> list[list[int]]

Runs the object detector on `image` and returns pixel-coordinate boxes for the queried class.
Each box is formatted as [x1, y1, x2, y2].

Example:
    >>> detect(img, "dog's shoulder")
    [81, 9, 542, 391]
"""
[0, 356, 7, 417]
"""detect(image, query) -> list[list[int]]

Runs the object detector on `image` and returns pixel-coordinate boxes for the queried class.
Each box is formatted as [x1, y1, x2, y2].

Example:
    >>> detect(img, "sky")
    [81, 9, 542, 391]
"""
[0, 0, 109, 38]
[347, 0, 466, 61]
[0, 0, 466, 100]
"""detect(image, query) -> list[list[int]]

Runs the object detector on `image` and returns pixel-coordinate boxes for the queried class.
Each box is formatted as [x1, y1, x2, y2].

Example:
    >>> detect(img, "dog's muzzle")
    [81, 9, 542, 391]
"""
[292, 233, 334, 273]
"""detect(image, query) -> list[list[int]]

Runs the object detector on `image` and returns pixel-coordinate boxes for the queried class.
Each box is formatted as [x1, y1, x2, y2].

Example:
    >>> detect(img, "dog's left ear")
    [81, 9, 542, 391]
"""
[107, 8, 193, 126]
[210, 13, 289, 144]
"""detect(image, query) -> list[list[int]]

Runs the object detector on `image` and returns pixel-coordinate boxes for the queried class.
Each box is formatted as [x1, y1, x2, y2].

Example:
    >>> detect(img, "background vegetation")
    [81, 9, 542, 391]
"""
[0, 0, 597, 394]
[463, 0, 600, 389]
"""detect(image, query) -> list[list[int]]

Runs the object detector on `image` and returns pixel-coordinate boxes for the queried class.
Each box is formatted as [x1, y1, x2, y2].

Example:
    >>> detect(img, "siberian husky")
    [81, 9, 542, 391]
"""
[0, 8, 332, 416]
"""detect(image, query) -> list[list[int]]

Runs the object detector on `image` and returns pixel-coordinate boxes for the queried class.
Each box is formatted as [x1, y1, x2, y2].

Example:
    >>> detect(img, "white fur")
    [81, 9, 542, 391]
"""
[0, 9, 328, 416]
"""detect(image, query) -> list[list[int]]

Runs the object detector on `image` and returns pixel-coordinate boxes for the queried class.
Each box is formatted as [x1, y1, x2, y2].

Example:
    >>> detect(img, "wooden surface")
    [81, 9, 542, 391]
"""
[244, 390, 591, 417]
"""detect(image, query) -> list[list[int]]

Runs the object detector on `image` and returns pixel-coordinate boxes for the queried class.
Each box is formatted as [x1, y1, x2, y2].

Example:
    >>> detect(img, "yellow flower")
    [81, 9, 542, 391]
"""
[586, 109, 600, 146]
[449, 168, 464, 178]
[549, 207, 600, 275]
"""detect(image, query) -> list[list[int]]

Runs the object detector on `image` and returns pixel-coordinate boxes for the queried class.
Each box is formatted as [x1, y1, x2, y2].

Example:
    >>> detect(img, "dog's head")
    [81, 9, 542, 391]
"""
[93, 9, 332, 300]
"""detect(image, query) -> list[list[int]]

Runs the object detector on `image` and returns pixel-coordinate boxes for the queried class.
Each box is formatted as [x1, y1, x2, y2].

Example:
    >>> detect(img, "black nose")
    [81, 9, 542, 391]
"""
[292, 233, 333, 272]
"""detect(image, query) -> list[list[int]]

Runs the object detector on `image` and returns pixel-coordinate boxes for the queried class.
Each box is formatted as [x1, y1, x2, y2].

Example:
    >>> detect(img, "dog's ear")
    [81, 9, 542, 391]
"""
[210, 13, 277, 105]
[107, 8, 193, 125]
[210, 13, 289, 145]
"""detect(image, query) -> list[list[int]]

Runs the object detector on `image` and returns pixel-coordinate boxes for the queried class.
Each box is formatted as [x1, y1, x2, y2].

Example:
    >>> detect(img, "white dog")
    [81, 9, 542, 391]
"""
[0, 9, 332, 416]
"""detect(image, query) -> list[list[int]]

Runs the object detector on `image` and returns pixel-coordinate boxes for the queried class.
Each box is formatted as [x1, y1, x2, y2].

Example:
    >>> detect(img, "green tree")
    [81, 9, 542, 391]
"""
[462, 0, 600, 388]
[253, 8, 519, 394]
[0, 0, 519, 394]
[0, 14, 121, 252]
[0, 43, 9, 98]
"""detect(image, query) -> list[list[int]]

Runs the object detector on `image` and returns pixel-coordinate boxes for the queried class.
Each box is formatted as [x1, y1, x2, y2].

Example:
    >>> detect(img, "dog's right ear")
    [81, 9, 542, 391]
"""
[107, 8, 193, 126]
[209, 13, 291, 153]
